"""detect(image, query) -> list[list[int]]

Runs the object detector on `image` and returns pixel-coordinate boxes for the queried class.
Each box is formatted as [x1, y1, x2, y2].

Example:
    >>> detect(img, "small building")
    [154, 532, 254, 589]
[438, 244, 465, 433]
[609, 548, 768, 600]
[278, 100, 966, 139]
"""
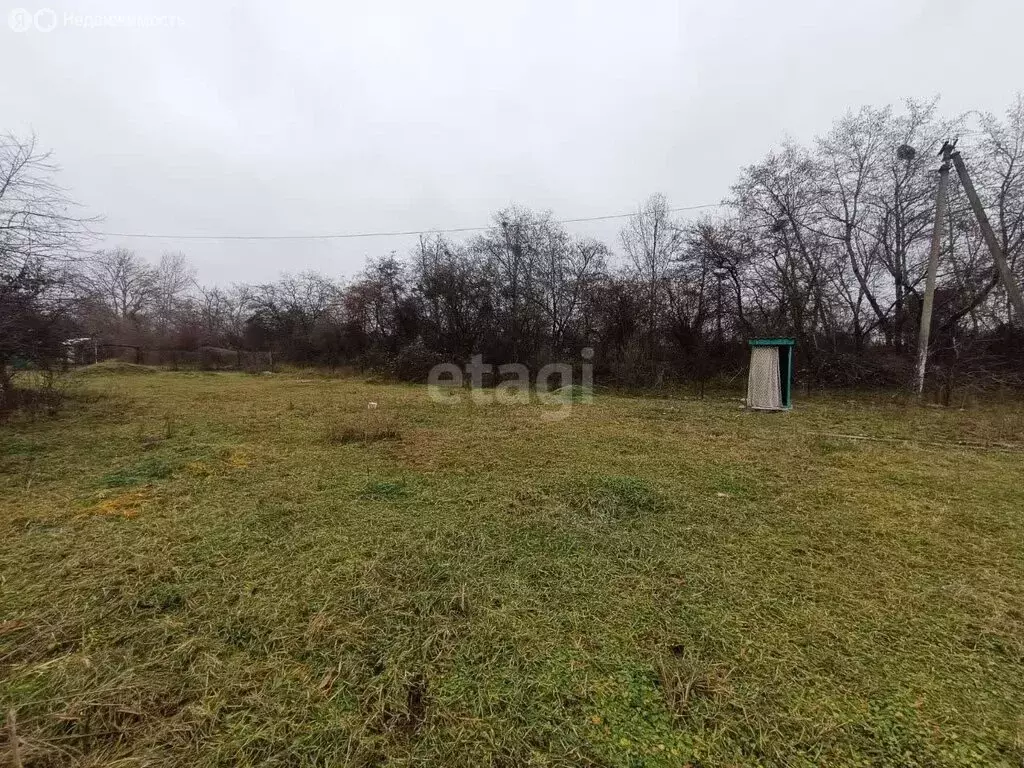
[746, 338, 795, 410]
[62, 337, 96, 366]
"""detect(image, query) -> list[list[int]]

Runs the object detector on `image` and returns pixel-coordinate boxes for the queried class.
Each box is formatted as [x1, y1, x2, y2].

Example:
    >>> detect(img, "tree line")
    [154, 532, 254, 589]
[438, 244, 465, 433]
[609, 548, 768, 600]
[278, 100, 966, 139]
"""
[3, 96, 1024, 409]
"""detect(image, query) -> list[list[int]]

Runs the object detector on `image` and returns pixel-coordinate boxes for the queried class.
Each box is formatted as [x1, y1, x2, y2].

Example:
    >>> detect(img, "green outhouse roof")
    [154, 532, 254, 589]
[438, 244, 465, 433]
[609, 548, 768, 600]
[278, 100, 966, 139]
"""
[748, 337, 796, 347]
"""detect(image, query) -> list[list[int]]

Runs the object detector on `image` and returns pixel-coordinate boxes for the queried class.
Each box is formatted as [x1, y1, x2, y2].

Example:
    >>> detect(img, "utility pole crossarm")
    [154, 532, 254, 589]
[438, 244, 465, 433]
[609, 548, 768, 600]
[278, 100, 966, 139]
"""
[950, 150, 1024, 322]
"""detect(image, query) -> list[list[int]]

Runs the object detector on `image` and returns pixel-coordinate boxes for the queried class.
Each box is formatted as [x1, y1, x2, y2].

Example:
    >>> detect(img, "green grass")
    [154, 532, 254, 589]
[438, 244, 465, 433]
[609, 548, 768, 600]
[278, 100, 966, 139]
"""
[1, 369, 1022, 766]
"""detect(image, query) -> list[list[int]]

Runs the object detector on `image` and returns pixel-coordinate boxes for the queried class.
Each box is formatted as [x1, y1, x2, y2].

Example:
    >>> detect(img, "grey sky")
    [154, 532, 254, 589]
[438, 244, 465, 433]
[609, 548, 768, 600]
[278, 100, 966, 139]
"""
[3, 0, 1022, 285]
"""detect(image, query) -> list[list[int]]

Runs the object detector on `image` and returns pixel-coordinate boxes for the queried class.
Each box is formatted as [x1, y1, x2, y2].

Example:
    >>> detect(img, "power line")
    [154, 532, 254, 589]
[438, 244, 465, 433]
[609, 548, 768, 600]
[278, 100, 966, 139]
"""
[91, 202, 724, 242]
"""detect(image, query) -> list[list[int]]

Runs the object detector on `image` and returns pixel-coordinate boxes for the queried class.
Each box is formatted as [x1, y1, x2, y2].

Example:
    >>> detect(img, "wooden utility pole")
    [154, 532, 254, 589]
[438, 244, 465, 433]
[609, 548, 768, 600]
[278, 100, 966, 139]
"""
[915, 142, 954, 398]
[950, 150, 1024, 322]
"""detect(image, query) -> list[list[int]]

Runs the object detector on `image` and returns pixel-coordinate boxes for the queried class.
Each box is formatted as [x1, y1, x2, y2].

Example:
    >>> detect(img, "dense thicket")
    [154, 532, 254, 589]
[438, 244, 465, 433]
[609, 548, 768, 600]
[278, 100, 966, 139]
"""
[8, 98, 1024, 395]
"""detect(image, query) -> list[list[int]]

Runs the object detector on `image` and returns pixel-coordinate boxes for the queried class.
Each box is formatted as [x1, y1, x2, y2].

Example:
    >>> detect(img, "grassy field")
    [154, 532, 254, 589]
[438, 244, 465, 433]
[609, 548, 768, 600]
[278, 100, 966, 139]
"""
[1, 367, 1022, 767]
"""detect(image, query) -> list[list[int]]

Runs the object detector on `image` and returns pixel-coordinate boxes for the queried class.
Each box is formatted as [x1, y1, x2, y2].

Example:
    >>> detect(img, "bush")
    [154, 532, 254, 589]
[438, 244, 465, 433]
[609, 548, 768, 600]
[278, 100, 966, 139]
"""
[389, 339, 445, 383]
[0, 369, 73, 419]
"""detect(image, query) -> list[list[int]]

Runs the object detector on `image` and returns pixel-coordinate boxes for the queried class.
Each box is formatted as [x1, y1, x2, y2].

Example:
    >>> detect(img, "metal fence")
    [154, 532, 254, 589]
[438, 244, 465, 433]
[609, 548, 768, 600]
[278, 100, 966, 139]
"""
[70, 343, 275, 371]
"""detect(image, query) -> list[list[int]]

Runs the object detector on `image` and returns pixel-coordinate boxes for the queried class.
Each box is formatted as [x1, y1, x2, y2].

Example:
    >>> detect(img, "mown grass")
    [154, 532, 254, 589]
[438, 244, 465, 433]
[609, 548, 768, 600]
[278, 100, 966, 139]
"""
[0, 369, 1022, 766]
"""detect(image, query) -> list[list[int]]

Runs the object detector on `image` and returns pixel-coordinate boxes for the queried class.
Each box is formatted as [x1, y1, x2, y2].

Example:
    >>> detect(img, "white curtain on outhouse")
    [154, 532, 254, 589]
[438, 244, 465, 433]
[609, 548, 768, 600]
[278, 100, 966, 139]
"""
[747, 346, 782, 410]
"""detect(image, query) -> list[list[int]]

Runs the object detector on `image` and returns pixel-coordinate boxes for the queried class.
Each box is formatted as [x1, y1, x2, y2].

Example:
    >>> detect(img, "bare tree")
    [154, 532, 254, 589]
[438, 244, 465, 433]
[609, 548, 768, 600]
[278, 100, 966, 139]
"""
[475, 207, 545, 362]
[152, 251, 196, 333]
[866, 100, 953, 350]
[619, 193, 684, 373]
[972, 94, 1024, 324]
[412, 234, 490, 357]
[732, 143, 836, 351]
[88, 248, 156, 322]
[0, 133, 91, 407]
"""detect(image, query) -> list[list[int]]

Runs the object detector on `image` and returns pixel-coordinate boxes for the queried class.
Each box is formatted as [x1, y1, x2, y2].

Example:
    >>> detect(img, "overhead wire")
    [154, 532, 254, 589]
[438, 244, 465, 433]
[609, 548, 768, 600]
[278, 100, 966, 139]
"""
[90, 202, 725, 242]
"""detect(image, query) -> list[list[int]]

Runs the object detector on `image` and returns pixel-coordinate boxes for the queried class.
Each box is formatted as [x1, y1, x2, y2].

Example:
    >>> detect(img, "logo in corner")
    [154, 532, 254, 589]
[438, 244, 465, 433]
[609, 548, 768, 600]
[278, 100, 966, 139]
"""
[34, 7, 57, 31]
[8, 8, 57, 32]
[8, 7, 33, 31]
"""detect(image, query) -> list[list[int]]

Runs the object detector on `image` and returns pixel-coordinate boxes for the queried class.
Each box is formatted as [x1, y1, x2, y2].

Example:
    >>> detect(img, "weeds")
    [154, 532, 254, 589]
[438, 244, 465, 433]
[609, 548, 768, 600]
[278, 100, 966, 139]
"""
[568, 475, 667, 520]
[0, 369, 76, 421]
[326, 424, 403, 445]
[360, 479, 411, 500]
[73, 361, 157, 376]
[325, 410, 402, 445]
[101, 456, 174, 487]
[653, 648, 728, 723]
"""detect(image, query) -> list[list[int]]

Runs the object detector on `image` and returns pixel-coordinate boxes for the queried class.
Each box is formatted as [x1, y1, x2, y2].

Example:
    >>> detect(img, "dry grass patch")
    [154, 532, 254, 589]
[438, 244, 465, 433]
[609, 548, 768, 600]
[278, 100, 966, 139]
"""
[325, 410, 403, 445]
[90, 487, 156, 518]
[325, 423, 403, 445]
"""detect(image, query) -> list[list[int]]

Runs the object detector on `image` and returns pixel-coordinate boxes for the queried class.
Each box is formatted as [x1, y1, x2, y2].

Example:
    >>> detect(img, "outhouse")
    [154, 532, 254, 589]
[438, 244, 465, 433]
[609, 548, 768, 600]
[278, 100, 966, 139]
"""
[746, 338, 795, 410]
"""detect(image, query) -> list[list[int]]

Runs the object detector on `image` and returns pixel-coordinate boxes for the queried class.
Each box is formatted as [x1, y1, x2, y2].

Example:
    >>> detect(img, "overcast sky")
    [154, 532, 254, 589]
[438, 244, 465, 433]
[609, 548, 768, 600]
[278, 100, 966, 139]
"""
[3, 0, 1022, 285]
